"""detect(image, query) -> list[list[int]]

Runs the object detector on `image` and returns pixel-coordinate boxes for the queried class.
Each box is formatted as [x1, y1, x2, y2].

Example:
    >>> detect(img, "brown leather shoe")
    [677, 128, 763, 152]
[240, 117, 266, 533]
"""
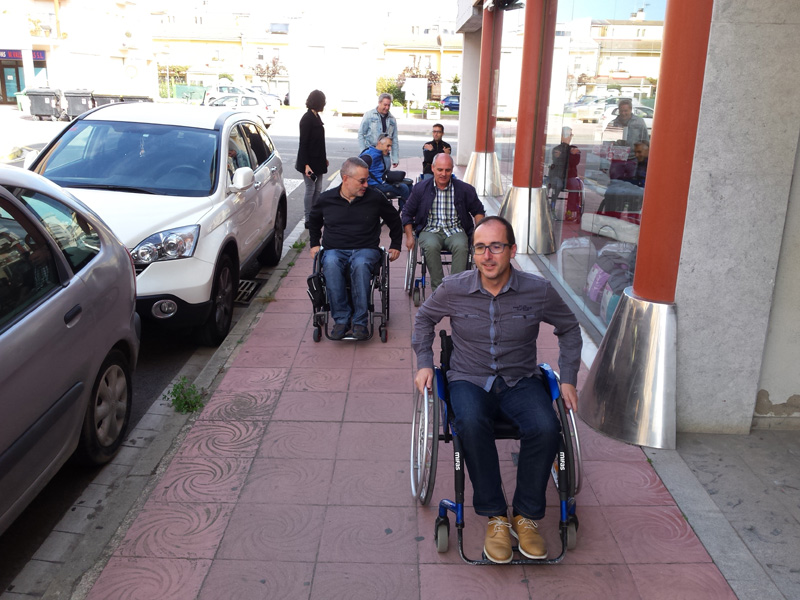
[511, 515, 547, 559]
[484, 516, 513, 564]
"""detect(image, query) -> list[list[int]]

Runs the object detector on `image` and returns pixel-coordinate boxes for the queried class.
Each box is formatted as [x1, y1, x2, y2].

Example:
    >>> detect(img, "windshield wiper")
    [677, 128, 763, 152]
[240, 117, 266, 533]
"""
[67, 184, 157, 194]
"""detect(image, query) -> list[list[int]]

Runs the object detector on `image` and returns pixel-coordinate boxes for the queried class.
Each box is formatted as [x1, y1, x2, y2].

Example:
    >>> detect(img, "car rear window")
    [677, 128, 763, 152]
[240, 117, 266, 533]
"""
[36, 121, 220, 198]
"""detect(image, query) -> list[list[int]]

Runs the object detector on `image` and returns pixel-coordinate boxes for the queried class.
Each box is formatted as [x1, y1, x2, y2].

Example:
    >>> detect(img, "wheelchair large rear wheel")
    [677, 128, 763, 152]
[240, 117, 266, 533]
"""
[405, 242, 417, 295]
[410, 386, 438, 505]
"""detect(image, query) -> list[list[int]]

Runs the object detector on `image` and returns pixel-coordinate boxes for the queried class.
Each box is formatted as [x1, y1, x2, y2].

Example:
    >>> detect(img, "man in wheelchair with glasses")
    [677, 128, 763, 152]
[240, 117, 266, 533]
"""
[412, 216, 582, 563]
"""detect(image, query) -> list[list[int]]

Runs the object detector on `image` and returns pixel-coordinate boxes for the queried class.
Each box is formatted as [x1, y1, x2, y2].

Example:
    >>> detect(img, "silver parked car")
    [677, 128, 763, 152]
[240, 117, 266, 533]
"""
[0, 166, 141, 536]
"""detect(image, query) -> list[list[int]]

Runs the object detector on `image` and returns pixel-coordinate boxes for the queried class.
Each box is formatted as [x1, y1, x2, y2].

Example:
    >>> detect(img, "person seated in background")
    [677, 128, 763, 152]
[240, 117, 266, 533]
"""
[401, 153, 485, 292]
[628, 140, 649, 187]
[421, 123, 451, 179]
[360, 134, 410, 212]
[307, 157, 402, 340]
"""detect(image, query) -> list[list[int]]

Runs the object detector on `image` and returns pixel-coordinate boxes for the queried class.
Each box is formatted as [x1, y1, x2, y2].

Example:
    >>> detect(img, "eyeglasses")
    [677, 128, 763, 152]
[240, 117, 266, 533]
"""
[471, 242, 511, 255]
[348, 177, 369, 185]
[432, 129, 443, 133]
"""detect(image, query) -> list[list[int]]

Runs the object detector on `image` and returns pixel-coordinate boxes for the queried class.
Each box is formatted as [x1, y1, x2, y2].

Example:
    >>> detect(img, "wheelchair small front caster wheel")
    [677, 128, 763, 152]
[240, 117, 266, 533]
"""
[435, 519, 450, 553]
[312, 327, 321, 342]
[412, 288, 421, 307]
[379, 325, 387, 343]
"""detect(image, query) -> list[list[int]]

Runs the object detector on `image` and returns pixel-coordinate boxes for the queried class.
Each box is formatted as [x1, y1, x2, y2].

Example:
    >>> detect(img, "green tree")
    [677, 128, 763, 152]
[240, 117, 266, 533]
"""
[376, 76, 405, 105]
[450, 74, 460, 95]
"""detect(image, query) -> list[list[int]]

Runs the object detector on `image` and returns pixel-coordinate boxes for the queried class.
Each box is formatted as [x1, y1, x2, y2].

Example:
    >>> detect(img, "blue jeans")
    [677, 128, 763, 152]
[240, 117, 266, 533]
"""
[375, 182, 410, 211]
[448, 376, 561, 520]
[321, 248, 380, 328]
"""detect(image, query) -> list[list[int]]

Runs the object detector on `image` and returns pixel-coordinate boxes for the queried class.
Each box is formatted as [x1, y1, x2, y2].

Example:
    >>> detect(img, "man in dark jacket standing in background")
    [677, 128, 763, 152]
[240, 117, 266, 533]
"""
[421, 123, 451, 178]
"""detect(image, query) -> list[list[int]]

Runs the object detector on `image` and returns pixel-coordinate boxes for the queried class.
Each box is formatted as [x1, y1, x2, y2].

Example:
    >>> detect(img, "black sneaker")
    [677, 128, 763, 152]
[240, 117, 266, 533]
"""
[330, 323, 348, 340]
[352, 325, 369, 340]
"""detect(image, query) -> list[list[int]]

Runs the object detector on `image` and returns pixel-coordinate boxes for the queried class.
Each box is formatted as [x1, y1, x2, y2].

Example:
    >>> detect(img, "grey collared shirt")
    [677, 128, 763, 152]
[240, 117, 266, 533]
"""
[412, 267, 582, 389]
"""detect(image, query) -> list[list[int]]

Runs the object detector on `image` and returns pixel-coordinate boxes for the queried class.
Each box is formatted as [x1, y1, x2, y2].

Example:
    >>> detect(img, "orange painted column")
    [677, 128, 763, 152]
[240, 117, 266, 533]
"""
[511, 0, 558, 189]
[632, 0, 713, 303]
[474, 6, 504, 154]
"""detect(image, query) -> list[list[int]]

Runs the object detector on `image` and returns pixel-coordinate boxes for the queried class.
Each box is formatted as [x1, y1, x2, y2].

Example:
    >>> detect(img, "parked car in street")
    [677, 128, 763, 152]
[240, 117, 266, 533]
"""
[0, 165, 141, 536]
[28, 102, 288, 346]
[201, 83, 249, 106]
[441, 95, 460, 111]
[209, 94, 277, 127]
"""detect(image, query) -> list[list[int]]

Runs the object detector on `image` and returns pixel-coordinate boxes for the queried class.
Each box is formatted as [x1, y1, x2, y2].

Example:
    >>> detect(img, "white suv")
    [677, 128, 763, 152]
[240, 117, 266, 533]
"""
[30, 103, 287, 345]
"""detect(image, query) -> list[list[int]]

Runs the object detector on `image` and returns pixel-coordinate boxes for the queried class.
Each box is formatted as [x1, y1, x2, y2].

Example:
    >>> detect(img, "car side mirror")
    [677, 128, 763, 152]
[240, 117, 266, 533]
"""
[228, 167, 255, 192]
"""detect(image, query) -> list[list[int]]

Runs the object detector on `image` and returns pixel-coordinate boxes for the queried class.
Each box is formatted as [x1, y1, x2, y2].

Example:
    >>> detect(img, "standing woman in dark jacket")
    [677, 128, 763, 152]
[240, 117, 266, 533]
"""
[296, 90, 328, 226]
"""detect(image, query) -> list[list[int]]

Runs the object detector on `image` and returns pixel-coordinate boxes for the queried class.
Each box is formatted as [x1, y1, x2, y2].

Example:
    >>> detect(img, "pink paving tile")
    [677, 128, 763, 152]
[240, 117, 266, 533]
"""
[577, 424, 647, 462]
[317, 506, 418, 563]
[246, 326, 307, 347]
[629, 563, 737, 600]
[353, 345, 414, 369]
[230, 345, 298, 368]
[336, 422, 409, 460]
[419, 563, 530, 599]
[327, 460, 413, 507]
[275, 286, 313, 300]
[238, 458, 335, 505]
[349, 368, 413, 394]
[87, 557, 211, 600]
[584, 460, 675, 506]
[258, 421, 342, 459]
[276, 274, 312, 288]
[310, 563, 418, 600]
[344, 392, 412, 423]
[522, 564, 641, 599]
[559, 506, 625, 565]
[198, 390, 280, 422]
[150, 457, 252, 504]
[284, 367, 352, 392]
[116, 502, 232, 559]
[215, 367, 289, 391]
[292, 343, 356, 368]
[217, 504, 326, 561]
[377, 327, 412, 348]
[198, 560, 314, 600]
[177, 421, 266, 458]
[260, 298, 310, 313]
[271, 391, 347, 421]
[603, 505, 713, 564]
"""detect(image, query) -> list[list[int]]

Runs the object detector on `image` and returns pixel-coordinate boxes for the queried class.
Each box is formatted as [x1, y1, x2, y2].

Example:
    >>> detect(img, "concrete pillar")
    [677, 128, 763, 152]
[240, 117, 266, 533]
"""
[457, 31, 481, 168]
[463, 5, 503, 196]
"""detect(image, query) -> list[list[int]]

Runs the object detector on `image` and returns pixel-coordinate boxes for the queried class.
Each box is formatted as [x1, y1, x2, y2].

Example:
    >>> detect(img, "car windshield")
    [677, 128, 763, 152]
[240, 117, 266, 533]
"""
[35, 121, 220, 198]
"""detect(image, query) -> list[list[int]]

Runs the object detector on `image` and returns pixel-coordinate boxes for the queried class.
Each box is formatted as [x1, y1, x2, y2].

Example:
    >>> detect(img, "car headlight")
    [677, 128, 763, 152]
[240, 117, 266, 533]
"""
[131, 225, 200, 265]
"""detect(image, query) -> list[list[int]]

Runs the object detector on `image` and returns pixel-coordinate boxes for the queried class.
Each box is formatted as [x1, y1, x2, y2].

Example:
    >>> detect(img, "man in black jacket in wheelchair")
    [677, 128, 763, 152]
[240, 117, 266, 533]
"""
[308, 157, 402, 340]
[412, 216, 582, 563]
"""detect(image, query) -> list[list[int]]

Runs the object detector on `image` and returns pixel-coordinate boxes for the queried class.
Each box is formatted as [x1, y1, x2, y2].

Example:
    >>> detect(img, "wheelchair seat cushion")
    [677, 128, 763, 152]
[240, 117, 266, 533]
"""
[385, 169, 406, 183]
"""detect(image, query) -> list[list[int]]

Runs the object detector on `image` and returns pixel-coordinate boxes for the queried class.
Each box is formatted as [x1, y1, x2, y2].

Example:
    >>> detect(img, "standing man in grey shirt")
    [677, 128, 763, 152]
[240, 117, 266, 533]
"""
[412, 216, 582, 564]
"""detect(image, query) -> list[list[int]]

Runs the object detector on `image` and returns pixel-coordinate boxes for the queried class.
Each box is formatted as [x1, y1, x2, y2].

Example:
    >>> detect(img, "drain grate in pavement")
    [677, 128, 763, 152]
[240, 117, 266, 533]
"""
[236, 279, 266, 305]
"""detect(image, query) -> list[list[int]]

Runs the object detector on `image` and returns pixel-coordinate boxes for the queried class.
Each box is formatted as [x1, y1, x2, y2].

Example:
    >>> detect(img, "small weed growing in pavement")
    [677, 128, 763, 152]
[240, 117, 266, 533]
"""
[291, 240, 306, 250]
[165, 376, 205, 413]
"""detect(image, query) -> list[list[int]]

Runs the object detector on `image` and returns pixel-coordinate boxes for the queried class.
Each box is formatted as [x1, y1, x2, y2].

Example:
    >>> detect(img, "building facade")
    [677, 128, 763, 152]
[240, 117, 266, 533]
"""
[456, 0, 800, 434]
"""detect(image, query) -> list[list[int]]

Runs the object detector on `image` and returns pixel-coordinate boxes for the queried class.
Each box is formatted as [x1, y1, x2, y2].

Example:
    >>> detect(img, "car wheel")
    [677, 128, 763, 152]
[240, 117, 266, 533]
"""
[76, 349, 132, 466]
[195, 253, 237, 346]
[258, 203, 286, 267]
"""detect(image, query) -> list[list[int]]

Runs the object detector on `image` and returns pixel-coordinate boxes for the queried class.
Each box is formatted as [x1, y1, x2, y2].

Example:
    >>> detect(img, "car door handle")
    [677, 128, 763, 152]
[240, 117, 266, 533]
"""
[64, 304, 82, 325]
[270, 166, 278, 173]
[253, 180, 262, 189]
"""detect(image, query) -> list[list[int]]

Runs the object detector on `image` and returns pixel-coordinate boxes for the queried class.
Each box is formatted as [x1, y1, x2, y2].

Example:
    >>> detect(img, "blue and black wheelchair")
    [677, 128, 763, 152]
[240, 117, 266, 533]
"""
[306, 247, 390, 342]
[410, 331, 582, 564]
